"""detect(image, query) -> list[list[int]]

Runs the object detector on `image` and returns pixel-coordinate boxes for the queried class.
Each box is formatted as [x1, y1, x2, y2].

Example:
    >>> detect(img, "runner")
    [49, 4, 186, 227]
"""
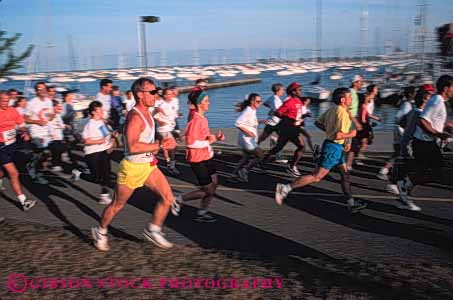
[24, 82, 55, 184]
[169, 86, 183, 140]
[299, 97, 315, 153]
[257, 83, 286, 163]
[188, 79, 207, 122]
[262, 82, 306, 177]
[13, 96, 27, 116]
[82, 101, 116, 205]
[378, 86, 416, 185]
[171, 88, 225, 222]
[0, 91, 36, 210]
[353, 86, 381, 166]
[275, 87, 367, 213]
[154, 88, 180, 176]
[233, 93, 265, 182]
[95, 79, 113, 120]
[92, 78, 177, 251]
[396, 75, 453, 211]
[47, 100, 67, 172]
[345, 75, 364, 171]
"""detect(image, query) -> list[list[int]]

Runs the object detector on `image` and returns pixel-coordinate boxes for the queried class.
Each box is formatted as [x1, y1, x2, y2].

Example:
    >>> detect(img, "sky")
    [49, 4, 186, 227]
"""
[0, 0, 452, 71]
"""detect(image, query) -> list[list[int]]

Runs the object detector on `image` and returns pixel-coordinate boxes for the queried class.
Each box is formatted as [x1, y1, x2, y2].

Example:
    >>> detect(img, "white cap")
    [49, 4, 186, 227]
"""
[351, 75, 363, 83]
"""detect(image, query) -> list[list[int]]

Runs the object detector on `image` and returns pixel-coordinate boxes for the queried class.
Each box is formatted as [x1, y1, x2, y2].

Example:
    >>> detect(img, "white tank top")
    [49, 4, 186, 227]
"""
[124, 107, 156, 163]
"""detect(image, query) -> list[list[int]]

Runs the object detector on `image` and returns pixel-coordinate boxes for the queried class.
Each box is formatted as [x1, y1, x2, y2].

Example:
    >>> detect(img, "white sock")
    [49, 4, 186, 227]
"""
[18, 194, 26, 205]
[347, 198, 355, 206]
[98, 226, 108, 235]
[149, 224, 161, 232]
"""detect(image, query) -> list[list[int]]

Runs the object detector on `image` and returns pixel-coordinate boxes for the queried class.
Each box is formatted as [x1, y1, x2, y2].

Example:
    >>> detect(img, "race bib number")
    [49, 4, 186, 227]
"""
[2, 129, 16, 145]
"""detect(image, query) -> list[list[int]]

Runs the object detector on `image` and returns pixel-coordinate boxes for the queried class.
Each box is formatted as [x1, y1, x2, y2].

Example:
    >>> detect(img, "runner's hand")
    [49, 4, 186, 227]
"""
[22, 132, 30, 142]
[216, 131, 225, 141]
[343, 143, 351, 152]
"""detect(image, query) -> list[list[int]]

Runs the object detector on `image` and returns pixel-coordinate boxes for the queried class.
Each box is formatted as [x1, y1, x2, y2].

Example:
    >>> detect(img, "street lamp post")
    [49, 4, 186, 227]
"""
[138, 16, 160, 76]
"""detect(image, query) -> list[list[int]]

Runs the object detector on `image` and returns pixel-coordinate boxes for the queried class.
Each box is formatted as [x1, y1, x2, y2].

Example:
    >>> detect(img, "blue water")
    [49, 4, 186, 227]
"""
[0, 68, 399, 131]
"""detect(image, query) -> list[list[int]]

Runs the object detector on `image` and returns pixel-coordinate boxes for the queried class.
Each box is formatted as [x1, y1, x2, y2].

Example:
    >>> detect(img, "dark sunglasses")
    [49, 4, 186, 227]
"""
[141, 89, 158, 95]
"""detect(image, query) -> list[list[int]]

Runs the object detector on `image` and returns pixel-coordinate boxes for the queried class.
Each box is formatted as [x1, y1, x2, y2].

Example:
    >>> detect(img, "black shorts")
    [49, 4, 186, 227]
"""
[0, 143, 17, 166]
[263, 124, 280, 135]
[190, 159, 216, 186]
[412, 138, 443, 169]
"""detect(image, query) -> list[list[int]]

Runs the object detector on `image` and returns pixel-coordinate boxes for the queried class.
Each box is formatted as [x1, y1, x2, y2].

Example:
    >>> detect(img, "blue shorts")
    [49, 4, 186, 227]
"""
[318, 140, 345, 170]
[0, 143, 17, 166]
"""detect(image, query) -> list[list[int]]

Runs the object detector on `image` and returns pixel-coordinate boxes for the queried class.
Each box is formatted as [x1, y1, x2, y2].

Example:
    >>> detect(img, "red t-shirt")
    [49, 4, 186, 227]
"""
[276, 96, 303, 121]
[0, 107, 24, 144]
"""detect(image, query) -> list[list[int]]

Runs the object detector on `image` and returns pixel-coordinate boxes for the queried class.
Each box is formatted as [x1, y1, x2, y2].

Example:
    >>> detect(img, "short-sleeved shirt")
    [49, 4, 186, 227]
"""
[235, 106, 258, 150]
[0, 107, 25, 145]
[264, 95, 283, 126]
[95, 92, 111, 119]
[154, 99, 179, 133]
[317, 105, 351, 145]
[349, 88, 360, 118]
[82, 119, 112, 155]
[25, 97, 54, 138]
[414, 94, 447, 142]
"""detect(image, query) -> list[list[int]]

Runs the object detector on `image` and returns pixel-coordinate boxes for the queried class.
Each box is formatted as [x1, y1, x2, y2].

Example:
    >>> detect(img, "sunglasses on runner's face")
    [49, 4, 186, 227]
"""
[141, 90, 158, 95]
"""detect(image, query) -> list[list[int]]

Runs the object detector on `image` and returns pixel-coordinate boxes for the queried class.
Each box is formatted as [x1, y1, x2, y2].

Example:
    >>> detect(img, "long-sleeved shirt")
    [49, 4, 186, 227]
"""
[185, 112, 213, 163]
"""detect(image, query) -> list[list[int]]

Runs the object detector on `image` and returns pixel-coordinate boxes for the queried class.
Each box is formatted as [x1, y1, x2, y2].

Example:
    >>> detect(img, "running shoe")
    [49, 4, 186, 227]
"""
[357, 154, 368, 160]
[377, 173, 389, 181]
[51, 166, 63, 172]
[0, 216, 5, 224]
[275, 183, 291, 205]
[170, 194, 183, 216]
[385, 184, 400, 195]
[26, 162, 37, 179]
[0, 179, 6, 191]
[71, 169, 82, 181]
[237, 168, 248, 183]
[194, 212, 217, 223]
[287, 165, 301, 177]
[99, 194, 112, 205]
[347, 199, 368, 213]
[397, 200, 421, 212]
[91, 226, 110, 251]
[22, 199, 37, 211]
[143, 228, 174, 249]
[355, 160, 365, 166]
[275, 159, 289, 164]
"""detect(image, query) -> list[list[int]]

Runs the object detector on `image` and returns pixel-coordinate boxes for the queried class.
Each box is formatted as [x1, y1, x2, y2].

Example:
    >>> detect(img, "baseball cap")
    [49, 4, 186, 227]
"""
[287, 82, 302, 93]
[421, 84, 435, 92]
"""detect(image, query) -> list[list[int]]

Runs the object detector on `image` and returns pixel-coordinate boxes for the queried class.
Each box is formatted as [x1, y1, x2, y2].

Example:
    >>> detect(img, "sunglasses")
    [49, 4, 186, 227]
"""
[141, 89, 158, 95]
[255, 100, 262, 104]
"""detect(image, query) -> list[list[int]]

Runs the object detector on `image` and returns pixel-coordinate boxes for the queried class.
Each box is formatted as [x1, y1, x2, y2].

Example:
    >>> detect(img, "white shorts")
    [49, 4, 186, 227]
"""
[239, 136, 258, 152]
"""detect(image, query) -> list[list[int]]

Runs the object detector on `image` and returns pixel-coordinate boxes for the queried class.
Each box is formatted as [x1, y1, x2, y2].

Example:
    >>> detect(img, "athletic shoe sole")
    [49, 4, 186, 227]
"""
[143, 230, 173, 249]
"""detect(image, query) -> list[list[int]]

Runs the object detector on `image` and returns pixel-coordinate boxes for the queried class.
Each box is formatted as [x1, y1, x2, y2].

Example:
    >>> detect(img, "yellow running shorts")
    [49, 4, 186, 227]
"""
[117, 159, 157, 189]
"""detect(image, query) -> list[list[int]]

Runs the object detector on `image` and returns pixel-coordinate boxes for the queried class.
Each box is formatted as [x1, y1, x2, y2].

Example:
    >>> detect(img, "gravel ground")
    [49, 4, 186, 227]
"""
[1, 219, 452, 300]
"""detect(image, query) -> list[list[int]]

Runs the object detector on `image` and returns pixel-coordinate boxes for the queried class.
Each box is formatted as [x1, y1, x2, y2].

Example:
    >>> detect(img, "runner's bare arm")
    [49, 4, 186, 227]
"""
[24, 115, 47, 126]
[419, 118, 450, 139]
[336, 129, 357, 140]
